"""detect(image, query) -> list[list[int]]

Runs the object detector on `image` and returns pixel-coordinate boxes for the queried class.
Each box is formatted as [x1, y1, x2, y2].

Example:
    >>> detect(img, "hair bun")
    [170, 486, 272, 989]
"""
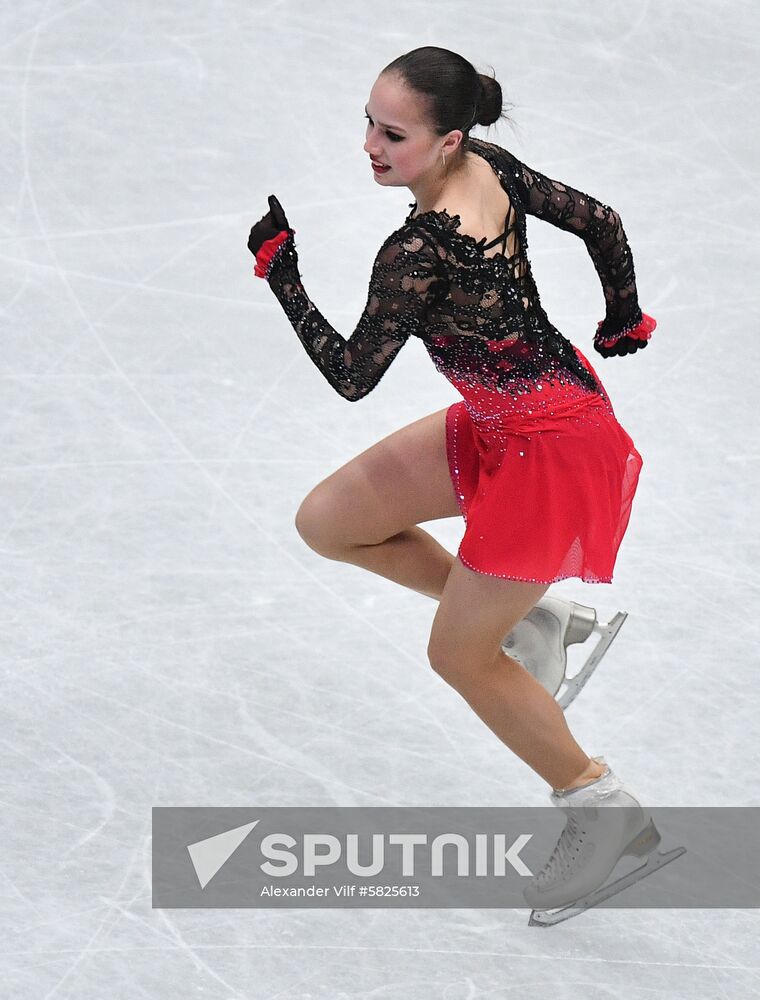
[476, 73, 504, 128]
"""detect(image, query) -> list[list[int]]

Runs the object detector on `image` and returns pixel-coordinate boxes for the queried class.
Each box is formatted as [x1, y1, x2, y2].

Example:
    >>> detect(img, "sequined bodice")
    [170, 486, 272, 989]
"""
[261, 136, 648, 402]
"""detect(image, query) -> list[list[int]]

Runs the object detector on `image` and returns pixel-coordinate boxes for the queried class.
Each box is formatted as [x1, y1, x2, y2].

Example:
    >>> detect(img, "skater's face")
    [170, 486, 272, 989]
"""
[363, 73, 466, 187]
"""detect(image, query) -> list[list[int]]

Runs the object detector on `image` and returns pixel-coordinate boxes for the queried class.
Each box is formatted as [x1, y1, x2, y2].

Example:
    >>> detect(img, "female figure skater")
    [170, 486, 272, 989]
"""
[247, 48, 680, 923]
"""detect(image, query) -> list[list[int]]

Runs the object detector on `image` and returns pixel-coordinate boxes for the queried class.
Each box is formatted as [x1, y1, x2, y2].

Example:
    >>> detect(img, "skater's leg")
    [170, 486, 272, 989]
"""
[295, 406, 461, 599]
[428, 557, 604, 791]
[294, 407, 616, 714]
[330, 525, 455, 601]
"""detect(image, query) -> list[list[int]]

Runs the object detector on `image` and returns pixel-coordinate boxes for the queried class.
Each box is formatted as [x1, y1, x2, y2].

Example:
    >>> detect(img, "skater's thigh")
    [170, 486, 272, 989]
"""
[295, 406, 460, 549]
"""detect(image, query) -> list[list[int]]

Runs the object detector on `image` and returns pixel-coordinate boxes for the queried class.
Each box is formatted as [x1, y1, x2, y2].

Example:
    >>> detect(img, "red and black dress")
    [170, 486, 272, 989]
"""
[254, 136, 656, 585]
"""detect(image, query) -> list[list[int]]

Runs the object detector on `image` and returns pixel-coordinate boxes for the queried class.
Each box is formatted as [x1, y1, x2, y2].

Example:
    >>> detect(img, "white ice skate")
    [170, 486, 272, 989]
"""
[524, 756, 687, 926]
[502, 595, 627, 710]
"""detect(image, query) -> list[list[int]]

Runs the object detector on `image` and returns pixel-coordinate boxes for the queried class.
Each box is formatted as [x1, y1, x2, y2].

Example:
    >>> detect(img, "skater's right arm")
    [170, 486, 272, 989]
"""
[253, 224, 446, 401]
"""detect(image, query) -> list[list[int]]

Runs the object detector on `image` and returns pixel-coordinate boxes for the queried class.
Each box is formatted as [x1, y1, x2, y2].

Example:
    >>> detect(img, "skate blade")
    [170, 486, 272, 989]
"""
[557, 612, 627, 711]
[527, 844, 687, 927]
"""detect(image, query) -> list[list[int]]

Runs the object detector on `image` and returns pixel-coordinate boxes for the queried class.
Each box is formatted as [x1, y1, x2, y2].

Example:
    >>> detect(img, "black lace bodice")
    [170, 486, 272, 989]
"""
[260, 136, 650, 402]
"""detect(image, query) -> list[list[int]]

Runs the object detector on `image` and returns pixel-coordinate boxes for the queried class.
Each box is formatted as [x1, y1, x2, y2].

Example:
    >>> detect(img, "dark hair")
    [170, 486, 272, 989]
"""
[380, 46, 516, 156]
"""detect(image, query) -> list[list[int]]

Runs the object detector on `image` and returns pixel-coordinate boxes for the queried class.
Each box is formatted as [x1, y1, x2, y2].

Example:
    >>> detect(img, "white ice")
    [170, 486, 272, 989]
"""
[1, 0, 759, 997]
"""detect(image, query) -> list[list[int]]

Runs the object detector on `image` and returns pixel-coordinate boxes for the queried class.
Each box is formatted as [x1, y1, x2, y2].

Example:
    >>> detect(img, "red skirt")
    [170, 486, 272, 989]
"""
[444, 346, 643, 584]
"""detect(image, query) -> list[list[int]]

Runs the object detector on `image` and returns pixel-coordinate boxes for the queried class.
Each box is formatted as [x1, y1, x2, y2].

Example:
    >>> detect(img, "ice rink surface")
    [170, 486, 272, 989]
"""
[2, 0, 759, 996]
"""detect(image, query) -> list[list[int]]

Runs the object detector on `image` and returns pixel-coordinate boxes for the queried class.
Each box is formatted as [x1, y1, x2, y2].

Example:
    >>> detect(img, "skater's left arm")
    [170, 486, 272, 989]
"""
[505, 152, 657, 357]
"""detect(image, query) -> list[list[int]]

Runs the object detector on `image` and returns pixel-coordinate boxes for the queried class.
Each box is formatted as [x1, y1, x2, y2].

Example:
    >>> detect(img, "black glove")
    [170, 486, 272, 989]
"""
[594, 336, 649, 358]
[593, 312, 655, 358]
[248, 195, 292, 257]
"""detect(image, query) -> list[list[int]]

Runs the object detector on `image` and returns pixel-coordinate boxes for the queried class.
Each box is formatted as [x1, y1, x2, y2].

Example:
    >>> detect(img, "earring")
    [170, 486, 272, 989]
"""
[442, 150, 446, 167]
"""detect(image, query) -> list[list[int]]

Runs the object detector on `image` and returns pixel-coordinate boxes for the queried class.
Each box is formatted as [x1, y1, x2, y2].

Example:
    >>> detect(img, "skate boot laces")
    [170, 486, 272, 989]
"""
[535, 810, 589, 886]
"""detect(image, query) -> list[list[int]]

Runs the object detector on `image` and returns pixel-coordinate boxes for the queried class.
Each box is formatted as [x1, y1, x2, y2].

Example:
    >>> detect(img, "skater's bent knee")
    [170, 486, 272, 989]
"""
[426, 638, 453, 677]
[426, 641, 503, 683]
[294, 492, 349, 557]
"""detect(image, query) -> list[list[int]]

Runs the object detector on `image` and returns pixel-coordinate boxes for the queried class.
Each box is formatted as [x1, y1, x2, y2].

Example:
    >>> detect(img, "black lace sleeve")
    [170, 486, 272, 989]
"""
[260, 227, 446, 401]
[507, 151, 654, 354]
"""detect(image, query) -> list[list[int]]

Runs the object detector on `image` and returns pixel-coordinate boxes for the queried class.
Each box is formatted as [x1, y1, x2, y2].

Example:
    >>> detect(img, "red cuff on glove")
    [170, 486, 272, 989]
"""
[253, 229, 293, 279]
[595, 312, 657, 349]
